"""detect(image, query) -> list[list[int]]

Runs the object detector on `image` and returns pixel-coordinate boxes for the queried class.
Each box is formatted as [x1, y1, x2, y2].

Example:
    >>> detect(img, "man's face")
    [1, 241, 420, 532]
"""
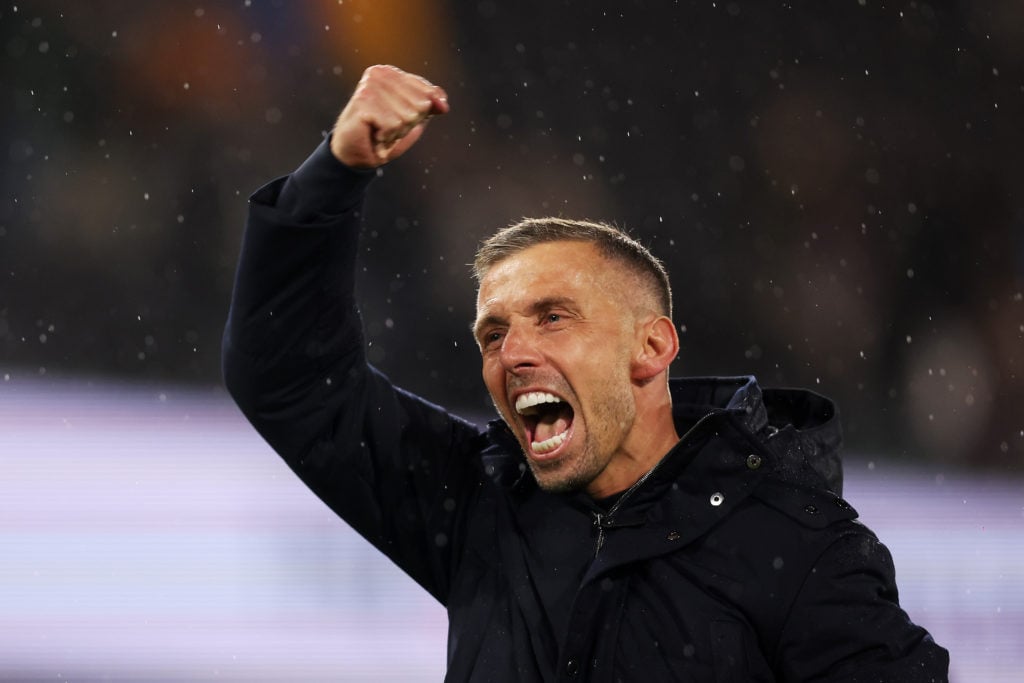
[474, 241, 643, 496]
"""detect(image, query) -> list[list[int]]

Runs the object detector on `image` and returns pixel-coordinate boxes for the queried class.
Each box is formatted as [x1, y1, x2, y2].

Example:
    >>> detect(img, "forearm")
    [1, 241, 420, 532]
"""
[222, 138, 375, 454]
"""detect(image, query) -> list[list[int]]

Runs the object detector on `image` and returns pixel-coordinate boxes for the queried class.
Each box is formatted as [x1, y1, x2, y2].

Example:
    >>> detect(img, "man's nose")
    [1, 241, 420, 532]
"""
[499, 325, 542, 373]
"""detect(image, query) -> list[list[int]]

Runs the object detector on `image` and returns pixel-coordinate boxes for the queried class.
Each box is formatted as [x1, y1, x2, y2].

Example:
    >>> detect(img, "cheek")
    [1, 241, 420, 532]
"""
[480, 359, 504, 395]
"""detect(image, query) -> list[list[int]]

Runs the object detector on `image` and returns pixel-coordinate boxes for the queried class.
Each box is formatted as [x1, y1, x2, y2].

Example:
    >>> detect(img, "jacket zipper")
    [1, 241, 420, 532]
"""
[592, 409, 720, 556]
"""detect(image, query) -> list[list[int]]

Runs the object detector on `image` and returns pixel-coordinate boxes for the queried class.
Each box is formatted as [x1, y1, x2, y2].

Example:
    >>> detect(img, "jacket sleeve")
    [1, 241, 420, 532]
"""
[774, 525, 950, 682]
[221, 139, 485, 605]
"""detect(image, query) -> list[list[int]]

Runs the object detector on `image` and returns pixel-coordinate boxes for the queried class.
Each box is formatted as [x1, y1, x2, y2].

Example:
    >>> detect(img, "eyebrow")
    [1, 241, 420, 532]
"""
[471, 296, 579, 339]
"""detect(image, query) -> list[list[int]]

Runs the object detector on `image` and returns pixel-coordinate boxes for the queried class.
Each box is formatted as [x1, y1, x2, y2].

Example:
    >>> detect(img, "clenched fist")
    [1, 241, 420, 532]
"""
[330, 65, 449, 169]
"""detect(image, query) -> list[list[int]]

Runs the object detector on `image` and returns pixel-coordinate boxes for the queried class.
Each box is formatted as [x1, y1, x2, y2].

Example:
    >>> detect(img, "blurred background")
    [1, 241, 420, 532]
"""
[2, 1, 1021, 680]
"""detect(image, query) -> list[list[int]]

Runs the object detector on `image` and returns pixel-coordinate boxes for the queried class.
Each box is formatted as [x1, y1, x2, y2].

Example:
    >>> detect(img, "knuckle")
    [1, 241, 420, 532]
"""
[363, 64, 395, 84]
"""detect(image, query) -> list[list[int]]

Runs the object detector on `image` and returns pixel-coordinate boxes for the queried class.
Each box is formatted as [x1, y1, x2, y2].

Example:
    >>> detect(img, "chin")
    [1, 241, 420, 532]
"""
[527, 459, 590, 495]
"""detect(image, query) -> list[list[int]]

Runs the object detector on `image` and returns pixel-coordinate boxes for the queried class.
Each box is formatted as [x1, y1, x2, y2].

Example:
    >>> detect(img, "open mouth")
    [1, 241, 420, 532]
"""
[515, 391, 575, 456]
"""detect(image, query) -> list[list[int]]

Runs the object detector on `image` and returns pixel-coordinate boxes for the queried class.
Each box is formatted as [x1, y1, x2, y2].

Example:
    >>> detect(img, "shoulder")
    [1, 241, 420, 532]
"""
[748, 476, 859, 531]
[698, 476, 865, 574]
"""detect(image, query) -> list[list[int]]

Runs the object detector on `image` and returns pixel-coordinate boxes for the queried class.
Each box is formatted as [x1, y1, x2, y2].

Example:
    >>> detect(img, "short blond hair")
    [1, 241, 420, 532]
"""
[473, 217, 672, 317]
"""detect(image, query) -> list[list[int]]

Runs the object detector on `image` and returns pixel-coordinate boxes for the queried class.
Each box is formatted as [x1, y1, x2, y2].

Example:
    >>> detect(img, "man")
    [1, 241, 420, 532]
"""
[223, 65, 949, 682]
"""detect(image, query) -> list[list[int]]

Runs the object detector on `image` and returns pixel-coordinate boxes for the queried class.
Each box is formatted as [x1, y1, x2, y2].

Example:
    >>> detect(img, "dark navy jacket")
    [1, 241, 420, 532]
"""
[222, 141, 949, 682]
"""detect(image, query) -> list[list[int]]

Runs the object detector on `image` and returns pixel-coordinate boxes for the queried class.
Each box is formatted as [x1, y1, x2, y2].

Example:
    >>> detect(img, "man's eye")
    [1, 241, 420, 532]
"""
[546, 313, 562, 323]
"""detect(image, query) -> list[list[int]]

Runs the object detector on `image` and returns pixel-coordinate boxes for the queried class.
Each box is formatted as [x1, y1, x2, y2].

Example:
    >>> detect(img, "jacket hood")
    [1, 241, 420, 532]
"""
[483, 375, 844, 496]
[668, 375, 844, 495]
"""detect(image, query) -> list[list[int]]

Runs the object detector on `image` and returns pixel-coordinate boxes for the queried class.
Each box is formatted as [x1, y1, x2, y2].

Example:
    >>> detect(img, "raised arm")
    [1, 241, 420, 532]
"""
[222, 66, 480, 604]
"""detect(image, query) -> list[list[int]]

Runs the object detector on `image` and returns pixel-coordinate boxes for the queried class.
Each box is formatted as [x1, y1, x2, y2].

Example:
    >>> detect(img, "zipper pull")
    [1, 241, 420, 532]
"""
[593, 512, 606, 556]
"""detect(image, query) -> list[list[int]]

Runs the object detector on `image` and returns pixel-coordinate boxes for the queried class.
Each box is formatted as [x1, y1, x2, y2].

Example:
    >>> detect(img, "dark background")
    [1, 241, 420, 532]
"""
[3, 1, 1022, 471]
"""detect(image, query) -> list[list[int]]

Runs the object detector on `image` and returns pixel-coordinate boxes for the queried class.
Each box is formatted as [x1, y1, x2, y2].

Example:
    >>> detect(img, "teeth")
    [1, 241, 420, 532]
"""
[515, 391, 564, 415]
[532, 430, 568, 454]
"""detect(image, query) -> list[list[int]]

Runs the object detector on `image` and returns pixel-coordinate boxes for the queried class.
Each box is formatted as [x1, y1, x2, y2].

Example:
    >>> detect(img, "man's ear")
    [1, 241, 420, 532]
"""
[631, 316, 679, 382]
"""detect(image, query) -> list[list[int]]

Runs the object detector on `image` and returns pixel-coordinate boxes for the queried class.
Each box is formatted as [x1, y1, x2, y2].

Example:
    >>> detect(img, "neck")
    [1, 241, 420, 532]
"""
[586, 389, 679, 499]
